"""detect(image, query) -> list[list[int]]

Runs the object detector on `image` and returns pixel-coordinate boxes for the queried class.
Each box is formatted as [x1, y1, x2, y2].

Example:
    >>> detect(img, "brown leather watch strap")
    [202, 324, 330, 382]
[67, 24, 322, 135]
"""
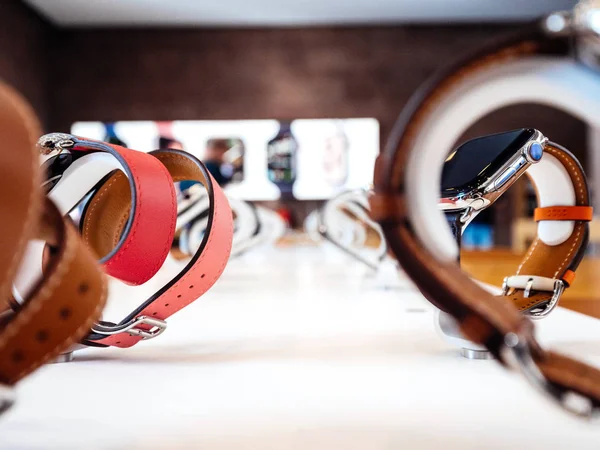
[0, 200, 107, 384]
[0, 80, 107, 386]
[504, 143, 592, 315]
[372, 23, 600, 416]
[0, 82, 40, 312]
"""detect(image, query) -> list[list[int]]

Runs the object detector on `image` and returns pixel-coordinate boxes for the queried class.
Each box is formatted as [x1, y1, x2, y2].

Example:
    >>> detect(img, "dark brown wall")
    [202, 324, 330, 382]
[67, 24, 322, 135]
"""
[50, 25, 586, 153]
[51, 24, 527, 139]
[0, 1, 51, 125]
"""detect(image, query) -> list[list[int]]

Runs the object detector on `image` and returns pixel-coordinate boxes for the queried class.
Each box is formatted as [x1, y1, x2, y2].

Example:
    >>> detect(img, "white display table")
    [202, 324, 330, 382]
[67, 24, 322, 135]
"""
[2, 247, 600, 449]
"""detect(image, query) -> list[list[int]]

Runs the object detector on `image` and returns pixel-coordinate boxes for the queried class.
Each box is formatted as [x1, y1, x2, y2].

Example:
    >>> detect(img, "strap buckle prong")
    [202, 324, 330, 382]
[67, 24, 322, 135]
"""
[502, 277, 565, 320]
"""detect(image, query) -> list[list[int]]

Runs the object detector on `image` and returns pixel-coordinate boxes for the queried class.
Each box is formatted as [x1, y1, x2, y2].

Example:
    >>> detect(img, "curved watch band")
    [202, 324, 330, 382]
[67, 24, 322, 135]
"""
[501, 143, 591, 318]
[371, 23, 600, 416]
[38, 133, 178, 286]
[0, 83, 107, 396]
[172, 188, 264, 260]
[82, 149, 233, 348]
[318, 189, 387, 270]
[1, 200, 108, 383]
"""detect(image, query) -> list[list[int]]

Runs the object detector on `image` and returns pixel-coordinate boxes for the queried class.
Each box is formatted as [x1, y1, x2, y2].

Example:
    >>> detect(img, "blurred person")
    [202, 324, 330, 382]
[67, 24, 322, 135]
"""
[158, 136, 184, 150]
[204, 138, 232, 186]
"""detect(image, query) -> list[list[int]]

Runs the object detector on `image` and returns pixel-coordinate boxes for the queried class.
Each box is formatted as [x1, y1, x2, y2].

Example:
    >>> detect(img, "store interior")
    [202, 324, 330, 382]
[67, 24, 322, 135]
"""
[2, 0, 600, 448]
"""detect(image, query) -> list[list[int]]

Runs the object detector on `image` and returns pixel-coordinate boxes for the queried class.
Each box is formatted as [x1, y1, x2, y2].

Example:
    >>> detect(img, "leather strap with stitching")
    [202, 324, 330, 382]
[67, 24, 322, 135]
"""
[371, 22, 600, 410]
[82, 149, 233, 348]
[0, 83, 107, 385]
[503, 143, 591, 313]
[0, 200, 107, 384]
[38, 134, 178, 286]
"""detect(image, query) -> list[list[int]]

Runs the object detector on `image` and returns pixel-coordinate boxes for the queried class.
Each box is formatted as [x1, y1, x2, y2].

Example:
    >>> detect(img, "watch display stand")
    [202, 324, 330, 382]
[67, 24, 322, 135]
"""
[435, 211, 494, 359]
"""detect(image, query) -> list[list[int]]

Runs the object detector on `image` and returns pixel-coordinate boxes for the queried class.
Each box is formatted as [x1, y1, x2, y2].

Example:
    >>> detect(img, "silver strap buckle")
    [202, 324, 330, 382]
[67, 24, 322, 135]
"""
[91, 316, 167, 340]
[502, 277, 565, 320]
[501, 332, 599, 419]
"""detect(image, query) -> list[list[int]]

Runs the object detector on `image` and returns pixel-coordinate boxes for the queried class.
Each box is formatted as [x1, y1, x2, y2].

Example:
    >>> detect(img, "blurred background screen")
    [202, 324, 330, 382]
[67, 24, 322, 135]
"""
[72, 119, 379, 201]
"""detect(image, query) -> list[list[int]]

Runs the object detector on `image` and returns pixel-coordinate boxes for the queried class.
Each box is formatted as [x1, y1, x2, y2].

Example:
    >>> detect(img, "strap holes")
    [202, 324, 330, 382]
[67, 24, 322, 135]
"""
[176, 295, 182, 298]
[165, 303, 169, 307]
[189, 285, 194, 289]
[116, 341, 121, 345]
[59, 307, 71, 319]
[201, 274, 205, 278]
[11, 351, 24, 363]
[152, 312, 157, 316]
[36, 330, 49, 342]
[78, 283, 89, 294]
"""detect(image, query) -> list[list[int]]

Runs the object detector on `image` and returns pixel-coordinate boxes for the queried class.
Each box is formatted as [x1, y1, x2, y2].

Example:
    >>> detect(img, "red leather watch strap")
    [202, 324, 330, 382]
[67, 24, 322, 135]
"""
[84, 149, 233, 347]
[40, 134, 178, 285]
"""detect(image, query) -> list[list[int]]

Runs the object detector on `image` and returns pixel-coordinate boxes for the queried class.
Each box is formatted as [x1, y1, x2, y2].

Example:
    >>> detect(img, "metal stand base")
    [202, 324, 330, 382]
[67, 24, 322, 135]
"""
[51, 352, 74, 364]
[461, 348, 494, 360]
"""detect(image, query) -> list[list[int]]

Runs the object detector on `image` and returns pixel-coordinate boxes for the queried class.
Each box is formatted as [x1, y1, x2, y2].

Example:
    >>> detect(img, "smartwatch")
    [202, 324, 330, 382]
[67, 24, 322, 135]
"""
[370, 0, 600, 418]
[439, 129, 592, 317]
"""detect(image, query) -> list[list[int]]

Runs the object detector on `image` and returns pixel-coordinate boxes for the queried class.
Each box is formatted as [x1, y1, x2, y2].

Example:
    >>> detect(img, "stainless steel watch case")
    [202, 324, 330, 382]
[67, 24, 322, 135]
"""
[438, 130, 547, 227]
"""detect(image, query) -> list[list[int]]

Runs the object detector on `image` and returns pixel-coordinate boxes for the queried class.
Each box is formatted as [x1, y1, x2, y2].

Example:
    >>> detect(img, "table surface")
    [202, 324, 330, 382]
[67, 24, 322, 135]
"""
[2, 245, 600, 449]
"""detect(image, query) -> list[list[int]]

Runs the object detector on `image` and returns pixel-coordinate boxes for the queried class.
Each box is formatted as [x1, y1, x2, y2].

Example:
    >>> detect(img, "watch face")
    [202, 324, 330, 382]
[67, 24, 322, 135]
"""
[441, 128, 535, 198]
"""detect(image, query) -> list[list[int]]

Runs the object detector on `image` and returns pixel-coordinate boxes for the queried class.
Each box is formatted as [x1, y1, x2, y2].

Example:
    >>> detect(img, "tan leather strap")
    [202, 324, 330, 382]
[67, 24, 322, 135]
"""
[372, 23, 600, 414]
[506, 144, 590, 314]
[0, 81, 107, 385]
[534, 206, 593, 222]
[0, 82, 40, 312]
[0, 200, 107, 384]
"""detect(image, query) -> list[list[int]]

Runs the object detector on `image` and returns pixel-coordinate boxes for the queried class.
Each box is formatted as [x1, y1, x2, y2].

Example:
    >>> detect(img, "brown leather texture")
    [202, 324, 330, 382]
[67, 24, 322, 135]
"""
[0, 81, 40, 311]
[82, 171, 131, 259]
[534, 205, 593, 222]
[372, 24, 600, 408]
[0, 80, 107, 384]
[509, 144, 591, 312]
[0, 200, 107, 384]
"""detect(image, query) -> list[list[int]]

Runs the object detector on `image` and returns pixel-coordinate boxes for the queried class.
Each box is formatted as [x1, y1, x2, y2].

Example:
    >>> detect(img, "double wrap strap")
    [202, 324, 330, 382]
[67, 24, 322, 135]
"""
[38, 134, 178, 286]
[0, 84, 106, 386]
[371, 22, 600, 414]
[83, 149, 233, 348]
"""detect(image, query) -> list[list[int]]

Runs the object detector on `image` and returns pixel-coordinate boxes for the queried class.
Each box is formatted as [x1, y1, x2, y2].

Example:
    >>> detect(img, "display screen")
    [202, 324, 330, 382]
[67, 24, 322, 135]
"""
[71, 119, 379, 201]
[441, 128, 534, 197]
